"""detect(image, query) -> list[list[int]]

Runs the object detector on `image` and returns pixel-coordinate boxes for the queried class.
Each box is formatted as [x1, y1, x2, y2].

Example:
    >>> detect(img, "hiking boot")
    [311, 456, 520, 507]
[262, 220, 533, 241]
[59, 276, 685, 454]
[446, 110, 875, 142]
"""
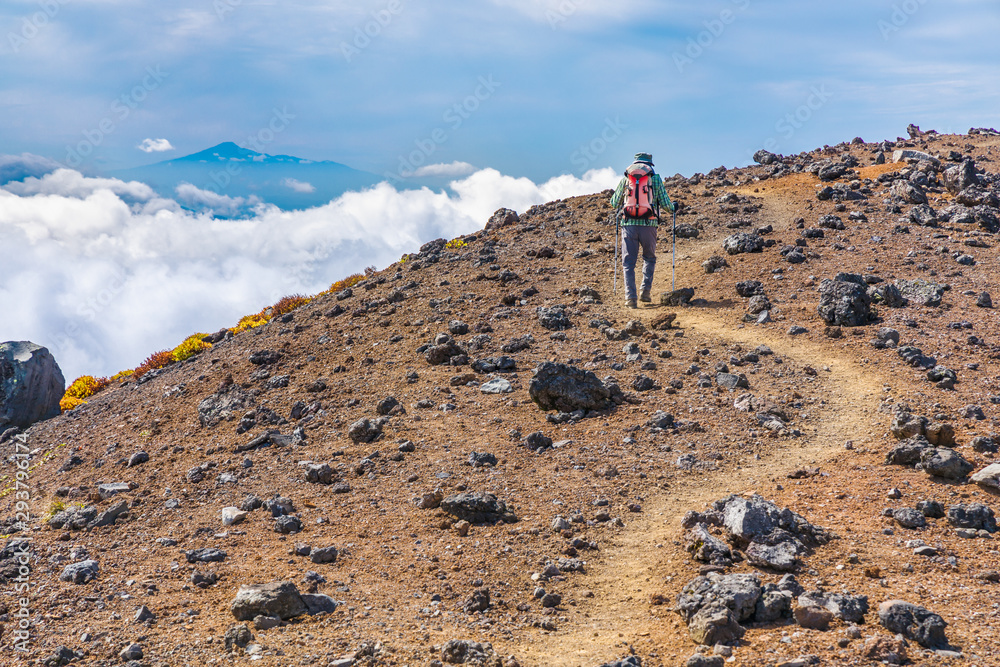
[640, 289, 651, 303]
[626, 299, 637, 309]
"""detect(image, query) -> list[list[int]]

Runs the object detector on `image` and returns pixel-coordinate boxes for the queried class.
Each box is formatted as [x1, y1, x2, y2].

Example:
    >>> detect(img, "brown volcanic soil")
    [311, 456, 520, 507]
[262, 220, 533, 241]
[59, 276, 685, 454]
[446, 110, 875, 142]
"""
[4, 131, 1000, 667]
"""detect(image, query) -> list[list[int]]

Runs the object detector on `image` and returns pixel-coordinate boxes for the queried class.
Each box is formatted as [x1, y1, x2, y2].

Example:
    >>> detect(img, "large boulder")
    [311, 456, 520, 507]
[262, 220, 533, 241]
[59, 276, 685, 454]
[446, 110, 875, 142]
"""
[943, 159, 979, 194]
[890, 411, 927, 439]
[970, 463, 1000, 489]
[439, 493, 517, 524]
[231, 581, 308, 621]
[817, 275, 873, 327]
[753, 149, 779, 165]
[895, 279, 945, 307]
[920, 448, 973, 480]
[0, 341, 65, 429]
[946, 503, 996, 532]
[885, 435, 933, 466]
[878, 600, 948, 648]
[59, 560, 99, 584]
[722, 233, 765, 255]
[687, 603, 744, 646]
[528, 362, 611, 413]
[715, 494, 826, 548]
[745, 541, 798, 572]
[676, 572, 762, 624]
[798, 591, 869, 623]
[347, 417, 387, 444]
[440, 639, 500, 665]
[890, 180, 928, 205]
[485, 207, 519, 231]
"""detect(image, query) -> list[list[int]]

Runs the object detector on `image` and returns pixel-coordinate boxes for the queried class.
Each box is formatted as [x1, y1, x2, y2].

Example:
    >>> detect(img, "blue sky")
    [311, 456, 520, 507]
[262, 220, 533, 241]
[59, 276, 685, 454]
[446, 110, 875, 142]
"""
[3, 0, 999, 181]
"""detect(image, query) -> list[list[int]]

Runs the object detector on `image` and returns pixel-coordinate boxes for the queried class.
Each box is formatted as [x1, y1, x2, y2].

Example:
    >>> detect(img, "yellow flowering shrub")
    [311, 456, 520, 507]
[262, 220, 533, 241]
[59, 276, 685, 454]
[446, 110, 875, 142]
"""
[232, 312, 269, 333]
[60, 375, 110, 411]
[172, 334, 212, 362]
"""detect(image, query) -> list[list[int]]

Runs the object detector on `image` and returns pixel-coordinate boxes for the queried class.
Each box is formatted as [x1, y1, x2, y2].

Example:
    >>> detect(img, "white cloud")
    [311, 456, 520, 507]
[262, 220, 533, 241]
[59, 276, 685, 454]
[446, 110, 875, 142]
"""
[174, 182, 252, 216]
[137, 138, 175, 153]
[3, 169, 158, 201]
[412, 161, 477, 178]
[282, 177, 316, 193]
[0, 162, 618, 382]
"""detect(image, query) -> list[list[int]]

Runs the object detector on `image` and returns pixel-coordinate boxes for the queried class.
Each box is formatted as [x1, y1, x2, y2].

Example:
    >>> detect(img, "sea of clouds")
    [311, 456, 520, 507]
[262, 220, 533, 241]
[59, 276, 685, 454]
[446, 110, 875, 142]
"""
[0, 155, 617, 382]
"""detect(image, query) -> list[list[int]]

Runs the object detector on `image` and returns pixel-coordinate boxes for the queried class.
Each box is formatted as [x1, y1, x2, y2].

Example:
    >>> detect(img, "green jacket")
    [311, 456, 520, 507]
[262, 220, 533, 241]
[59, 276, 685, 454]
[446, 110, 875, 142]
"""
[610, 169, 674, 226]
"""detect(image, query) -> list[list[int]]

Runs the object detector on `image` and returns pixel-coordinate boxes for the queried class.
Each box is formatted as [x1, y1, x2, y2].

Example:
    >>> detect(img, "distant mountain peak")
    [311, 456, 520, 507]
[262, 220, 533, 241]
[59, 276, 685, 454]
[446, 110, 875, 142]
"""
[109, 142, 383, 212]
[179, 142, 262, 163]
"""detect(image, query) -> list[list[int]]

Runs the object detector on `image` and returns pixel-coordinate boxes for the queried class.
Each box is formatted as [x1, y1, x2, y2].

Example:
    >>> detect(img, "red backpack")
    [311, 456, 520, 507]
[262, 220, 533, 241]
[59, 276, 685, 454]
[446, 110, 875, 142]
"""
[624, 162, 656, 218]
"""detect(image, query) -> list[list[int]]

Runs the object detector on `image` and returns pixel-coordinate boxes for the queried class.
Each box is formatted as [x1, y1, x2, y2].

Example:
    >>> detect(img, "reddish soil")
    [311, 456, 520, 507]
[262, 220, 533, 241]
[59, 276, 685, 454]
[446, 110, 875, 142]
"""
[4, 131, 1000, 667]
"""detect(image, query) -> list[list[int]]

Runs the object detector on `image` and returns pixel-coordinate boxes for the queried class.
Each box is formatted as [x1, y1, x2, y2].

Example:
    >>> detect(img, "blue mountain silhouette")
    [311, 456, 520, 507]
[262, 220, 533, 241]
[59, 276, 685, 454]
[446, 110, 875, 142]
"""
[111, 142, 383, 213]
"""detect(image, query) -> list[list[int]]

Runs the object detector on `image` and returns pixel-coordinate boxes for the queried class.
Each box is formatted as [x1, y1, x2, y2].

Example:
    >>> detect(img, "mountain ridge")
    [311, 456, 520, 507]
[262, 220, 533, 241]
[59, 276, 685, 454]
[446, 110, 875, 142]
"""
[110, 142, 383, 213]
[6, 129, 1000, 665]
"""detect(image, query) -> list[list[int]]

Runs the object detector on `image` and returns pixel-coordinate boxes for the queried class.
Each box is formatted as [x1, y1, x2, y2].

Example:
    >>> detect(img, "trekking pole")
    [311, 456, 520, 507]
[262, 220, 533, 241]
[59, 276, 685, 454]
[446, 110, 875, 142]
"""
[613, 212, 620, 294]
[671, 204, 677, 292]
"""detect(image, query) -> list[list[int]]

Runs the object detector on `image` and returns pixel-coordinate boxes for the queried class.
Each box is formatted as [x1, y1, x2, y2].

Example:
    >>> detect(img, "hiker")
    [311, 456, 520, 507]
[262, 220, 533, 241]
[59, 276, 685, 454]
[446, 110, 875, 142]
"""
[610, 152, 674, 308]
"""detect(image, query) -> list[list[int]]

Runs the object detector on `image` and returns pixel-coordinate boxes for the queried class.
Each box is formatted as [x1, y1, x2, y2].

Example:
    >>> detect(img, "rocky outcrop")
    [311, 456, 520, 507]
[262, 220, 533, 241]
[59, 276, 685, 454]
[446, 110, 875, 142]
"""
[485, 208, 519, 231]
[0, 341, 65, 429]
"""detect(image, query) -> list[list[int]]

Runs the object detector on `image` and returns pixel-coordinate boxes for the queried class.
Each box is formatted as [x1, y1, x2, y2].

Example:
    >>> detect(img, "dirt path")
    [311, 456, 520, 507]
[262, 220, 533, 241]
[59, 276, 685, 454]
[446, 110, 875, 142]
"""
[518, 190, 888, 666]
[516, 303, 885, 666]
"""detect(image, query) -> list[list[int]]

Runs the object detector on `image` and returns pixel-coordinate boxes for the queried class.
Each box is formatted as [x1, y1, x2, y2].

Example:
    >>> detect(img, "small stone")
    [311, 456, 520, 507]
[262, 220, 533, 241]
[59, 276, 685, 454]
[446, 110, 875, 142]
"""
[480, 378, 513, 394]
[309, 546, 338, 564]
[224, 624, 255, 649]
[97, 482, 131, 500]
[119, 644, 143, 661]
[253, 615, 281, 630]
[127, 451, 149, 467]
[794, 604, 834, 630]
[59, 560, 99, 584]
[221, 507, 247, 526]
[971, 464, 1000, 489]
[134, 605, 155, 623]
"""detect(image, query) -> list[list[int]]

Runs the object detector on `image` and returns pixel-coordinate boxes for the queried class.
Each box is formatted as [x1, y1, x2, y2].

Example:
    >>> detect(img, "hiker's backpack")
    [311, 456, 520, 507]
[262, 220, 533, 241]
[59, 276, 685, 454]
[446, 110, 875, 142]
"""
[624, 162, 656, 219]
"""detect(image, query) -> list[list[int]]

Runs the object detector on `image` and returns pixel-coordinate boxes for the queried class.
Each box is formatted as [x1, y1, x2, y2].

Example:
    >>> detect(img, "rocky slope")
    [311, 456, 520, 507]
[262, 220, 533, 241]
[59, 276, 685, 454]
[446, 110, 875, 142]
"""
[3, 128, 1000, 667]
